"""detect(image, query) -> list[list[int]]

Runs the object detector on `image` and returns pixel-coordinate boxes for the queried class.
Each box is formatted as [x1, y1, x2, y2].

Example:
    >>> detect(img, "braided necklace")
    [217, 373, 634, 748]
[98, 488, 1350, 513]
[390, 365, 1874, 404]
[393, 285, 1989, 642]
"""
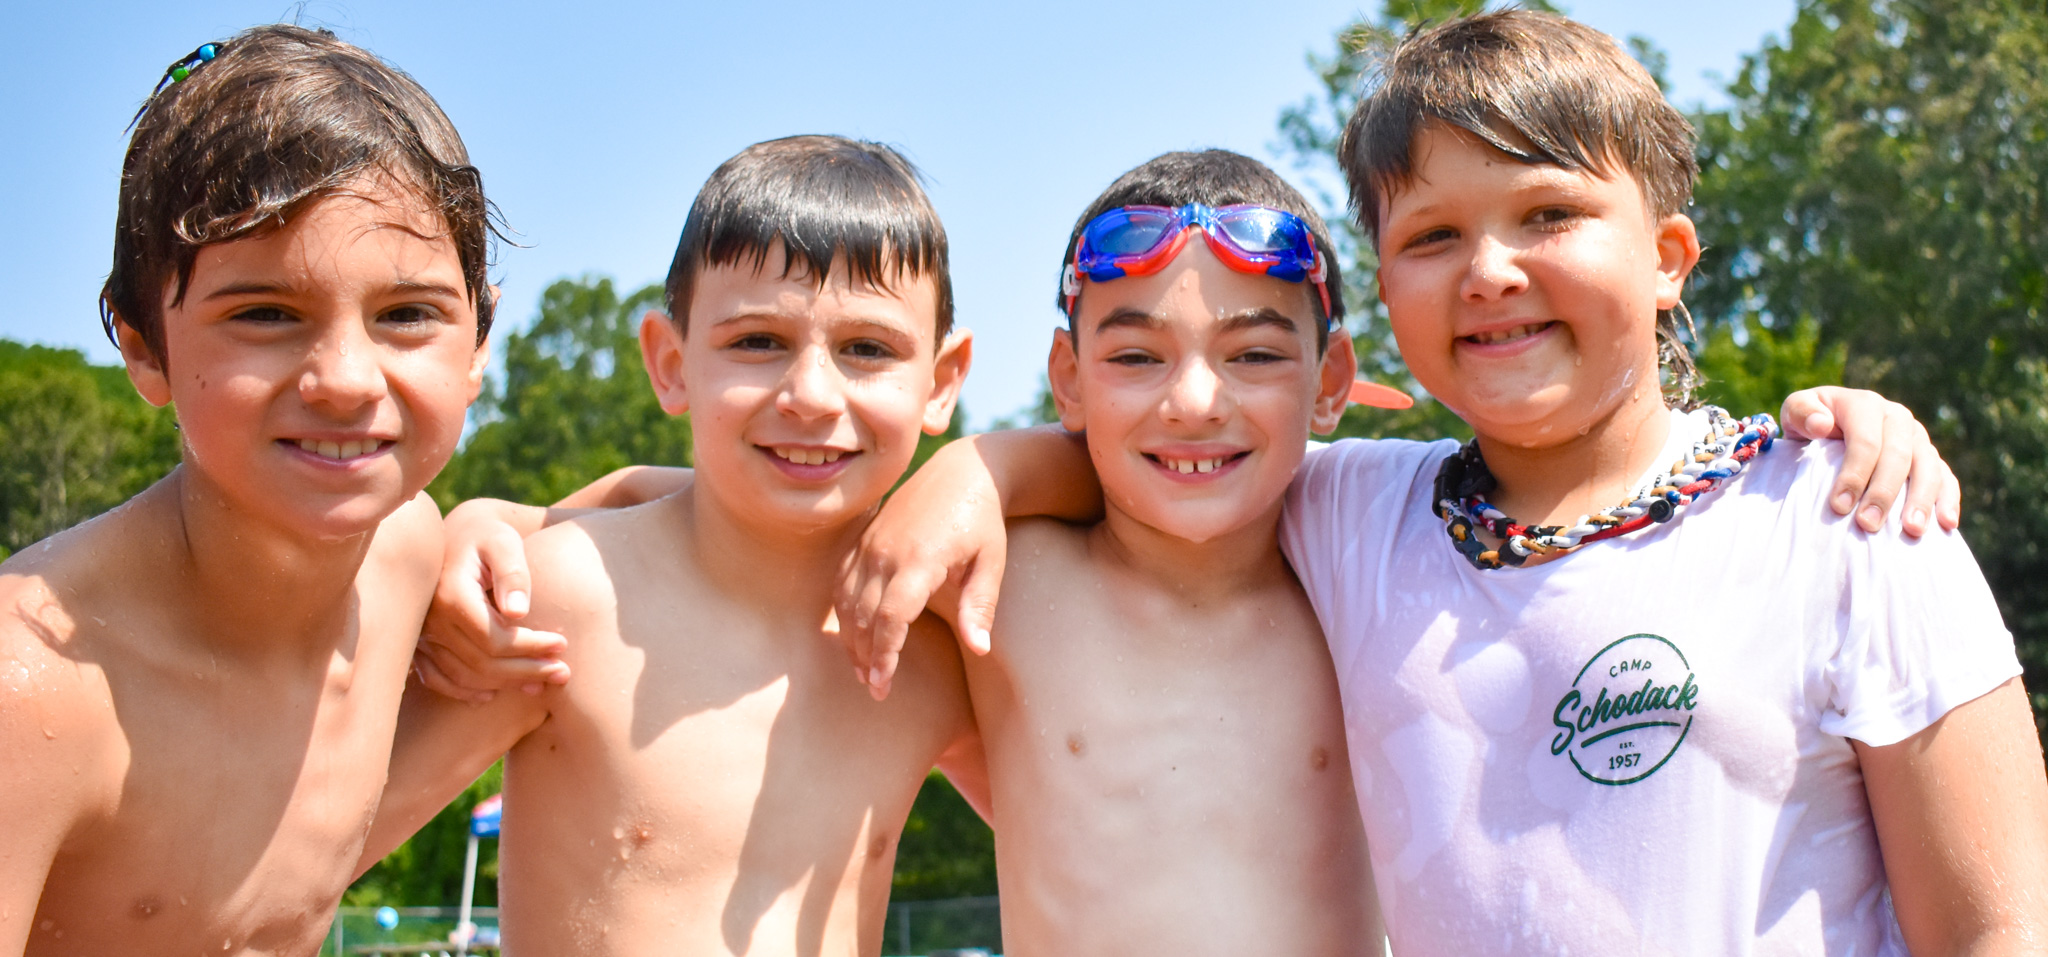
[1433, 406, 1779, 569]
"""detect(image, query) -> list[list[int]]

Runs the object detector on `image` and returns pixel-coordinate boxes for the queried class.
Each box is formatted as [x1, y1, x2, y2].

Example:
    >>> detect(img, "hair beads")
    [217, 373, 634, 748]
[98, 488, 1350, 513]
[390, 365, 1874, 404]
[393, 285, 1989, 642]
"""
[1433, 407, 1779, 570]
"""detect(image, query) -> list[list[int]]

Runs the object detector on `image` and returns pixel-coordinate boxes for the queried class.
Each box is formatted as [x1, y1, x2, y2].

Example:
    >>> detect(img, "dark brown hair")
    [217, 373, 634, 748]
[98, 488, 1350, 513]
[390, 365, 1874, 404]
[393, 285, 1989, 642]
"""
[101, 24, 497, 363]
[1340, 10, 1701, 396]
[1058, 149, 1345, 352]
[665, 135, 953, 338]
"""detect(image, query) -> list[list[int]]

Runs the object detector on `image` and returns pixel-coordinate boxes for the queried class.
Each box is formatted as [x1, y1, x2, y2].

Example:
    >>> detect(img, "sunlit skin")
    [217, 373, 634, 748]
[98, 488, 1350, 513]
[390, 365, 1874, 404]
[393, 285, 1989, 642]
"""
[909, 241, 1381, 956]
[361, 248, 987, 957]
[0, 181, 482, 956]
[1376, 124, 1699, 532]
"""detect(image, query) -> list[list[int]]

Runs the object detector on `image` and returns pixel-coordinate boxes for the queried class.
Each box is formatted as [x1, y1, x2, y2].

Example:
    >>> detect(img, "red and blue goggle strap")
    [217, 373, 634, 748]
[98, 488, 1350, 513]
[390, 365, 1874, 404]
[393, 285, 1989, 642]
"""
[1061, 205, 1333, 325]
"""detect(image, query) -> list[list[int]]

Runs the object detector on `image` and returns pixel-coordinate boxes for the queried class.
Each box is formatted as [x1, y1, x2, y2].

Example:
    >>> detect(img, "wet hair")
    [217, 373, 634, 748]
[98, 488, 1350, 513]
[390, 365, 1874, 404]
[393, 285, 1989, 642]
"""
[1057, 149, 1344, 352]
[100, 25, 497, 364]
[1339, 10, 1701, 398]
[664, 135, 953, 338]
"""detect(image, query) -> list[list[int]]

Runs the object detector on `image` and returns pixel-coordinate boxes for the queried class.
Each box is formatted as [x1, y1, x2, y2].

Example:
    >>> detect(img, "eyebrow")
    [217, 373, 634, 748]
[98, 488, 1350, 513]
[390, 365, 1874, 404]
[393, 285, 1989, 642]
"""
[1094, 307, 1300, 336]
[1093, 308, 1163, 335]
[1218, 308, 1299, 336]
[390, 278, 467, 300]
[200, 280, 297, 302]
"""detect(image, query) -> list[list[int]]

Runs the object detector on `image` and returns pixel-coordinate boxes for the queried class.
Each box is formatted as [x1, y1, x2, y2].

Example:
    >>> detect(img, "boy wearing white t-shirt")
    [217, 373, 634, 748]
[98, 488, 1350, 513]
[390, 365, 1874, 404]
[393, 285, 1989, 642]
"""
[1273, 11, 2046, 954]
[829, 10, 2048, 956]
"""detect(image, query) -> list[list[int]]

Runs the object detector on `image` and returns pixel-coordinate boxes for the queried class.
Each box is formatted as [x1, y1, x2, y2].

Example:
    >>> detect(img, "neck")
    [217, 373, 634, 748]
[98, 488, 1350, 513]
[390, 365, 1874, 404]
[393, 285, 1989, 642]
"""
[1091, 499, 1291, 598]
[150, 466, 373, 664]
[1476, 394, 1676, 529]
[682, 478, 871, 614]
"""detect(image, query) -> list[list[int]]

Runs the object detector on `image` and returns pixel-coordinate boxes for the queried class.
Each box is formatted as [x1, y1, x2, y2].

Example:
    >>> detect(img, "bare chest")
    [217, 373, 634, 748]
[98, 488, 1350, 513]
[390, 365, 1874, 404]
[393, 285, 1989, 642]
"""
[29, 661, 406, 955]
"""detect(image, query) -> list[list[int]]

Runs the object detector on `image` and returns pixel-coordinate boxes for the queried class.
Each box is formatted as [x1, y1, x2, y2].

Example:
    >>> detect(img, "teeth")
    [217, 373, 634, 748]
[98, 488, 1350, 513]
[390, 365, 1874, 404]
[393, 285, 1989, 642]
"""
[1160, 456, 1227, 475]
[295, 439, 384, 461]
[1469, 322, 1548, 345]
[773, 448, 847, 465]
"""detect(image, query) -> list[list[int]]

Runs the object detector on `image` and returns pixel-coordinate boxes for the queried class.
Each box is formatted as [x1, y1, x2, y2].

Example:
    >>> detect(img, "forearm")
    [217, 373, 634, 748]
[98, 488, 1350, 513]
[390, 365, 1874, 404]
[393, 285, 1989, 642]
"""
[358, 680, 542, 876]
[950, 426, 1100, 522]
[553, 465, 692, 511]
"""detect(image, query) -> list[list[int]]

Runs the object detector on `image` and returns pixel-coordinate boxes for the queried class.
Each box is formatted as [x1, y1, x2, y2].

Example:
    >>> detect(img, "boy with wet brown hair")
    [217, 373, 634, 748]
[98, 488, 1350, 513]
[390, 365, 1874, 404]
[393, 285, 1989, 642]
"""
[1, 25, 493, 955]
[362, 135, 987, 955]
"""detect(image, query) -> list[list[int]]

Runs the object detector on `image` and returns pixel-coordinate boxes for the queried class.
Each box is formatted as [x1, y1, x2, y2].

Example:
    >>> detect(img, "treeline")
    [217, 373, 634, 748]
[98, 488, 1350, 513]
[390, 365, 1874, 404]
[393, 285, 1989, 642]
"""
[3, 0, 2039, 908]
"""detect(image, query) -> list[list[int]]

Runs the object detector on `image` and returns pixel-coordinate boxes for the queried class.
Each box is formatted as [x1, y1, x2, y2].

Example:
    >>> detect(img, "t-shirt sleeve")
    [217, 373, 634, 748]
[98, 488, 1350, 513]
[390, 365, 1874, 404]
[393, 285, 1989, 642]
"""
[1818, 449, 2021, 746]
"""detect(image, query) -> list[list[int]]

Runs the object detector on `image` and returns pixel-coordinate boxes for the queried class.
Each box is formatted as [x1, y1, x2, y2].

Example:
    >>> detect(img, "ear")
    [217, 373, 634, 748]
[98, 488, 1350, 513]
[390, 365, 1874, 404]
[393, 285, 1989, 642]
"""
[1047, 328, 1087, 433]
[1311, 332, 1359, 436]
[1653, 213, 1703, 310]
[465, 285, 498, 404]
[113, 314, 172, 408]
[922, 329, 973, 435]
[639, 309, 690, 416]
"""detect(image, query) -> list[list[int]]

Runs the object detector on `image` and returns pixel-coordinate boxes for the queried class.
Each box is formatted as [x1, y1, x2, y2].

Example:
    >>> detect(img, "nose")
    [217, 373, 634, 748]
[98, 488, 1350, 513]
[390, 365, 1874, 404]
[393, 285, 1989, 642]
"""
[1460, 233, 1528, 303]
[775, 344, 847, 421]
[297, 321, 384, 414]
[1161, 356, 1230, 426]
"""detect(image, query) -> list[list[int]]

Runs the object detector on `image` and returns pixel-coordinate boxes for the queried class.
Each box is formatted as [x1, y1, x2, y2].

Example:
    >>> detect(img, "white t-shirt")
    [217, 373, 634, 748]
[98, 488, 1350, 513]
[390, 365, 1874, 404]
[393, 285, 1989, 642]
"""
[1282, 412, 2020, 957]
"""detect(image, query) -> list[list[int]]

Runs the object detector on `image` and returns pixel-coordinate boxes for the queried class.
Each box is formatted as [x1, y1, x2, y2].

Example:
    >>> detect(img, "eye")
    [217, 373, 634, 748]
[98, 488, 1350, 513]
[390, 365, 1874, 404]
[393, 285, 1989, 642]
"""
[229, 305, 295, 325]
[1105, 350, 1161, 367]
[1528, 206, 1580, 229]
[1231, 348, 1288, 365]
[1400, 227, 1456, 251]
[843, 339, 901, 361]
[380, 304, 439, 327]
[728, 333, 782, 352]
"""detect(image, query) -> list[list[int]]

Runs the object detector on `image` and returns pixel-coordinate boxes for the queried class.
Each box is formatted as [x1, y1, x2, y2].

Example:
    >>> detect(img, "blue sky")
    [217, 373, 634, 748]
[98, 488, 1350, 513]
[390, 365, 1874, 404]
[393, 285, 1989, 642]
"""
[2, 0, 1793, 427]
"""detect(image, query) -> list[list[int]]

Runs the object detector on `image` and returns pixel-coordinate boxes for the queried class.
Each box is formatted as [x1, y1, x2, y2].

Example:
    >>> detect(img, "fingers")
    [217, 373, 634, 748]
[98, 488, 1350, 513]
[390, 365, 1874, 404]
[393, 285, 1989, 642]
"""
[953, 542, 1007, 658]
[1818, 390, 1883, 522]
[475, 523, 533, 620]
[1898, 421, 1943, 538]
[1780, 385, 1840, 441]
[865, 564, 949, 700]
[414, 649, 492, 704]
[1937, 460, 1961, 531]
[1848, 401, 1916, 533]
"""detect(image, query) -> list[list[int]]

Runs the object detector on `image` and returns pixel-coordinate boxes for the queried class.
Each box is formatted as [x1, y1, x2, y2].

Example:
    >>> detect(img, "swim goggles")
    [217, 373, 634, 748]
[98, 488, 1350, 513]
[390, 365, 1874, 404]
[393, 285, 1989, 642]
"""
[1061, 203, 1333, 323]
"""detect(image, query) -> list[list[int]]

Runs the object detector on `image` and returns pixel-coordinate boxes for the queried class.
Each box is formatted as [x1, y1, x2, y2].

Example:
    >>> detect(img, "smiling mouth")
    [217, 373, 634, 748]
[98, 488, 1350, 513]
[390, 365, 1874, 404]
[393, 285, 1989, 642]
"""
[767, 447, 853, 466]
[1462, 321, 1557, 346]
[289, 439, 390, 461]
[1144, 452, 1249, 475]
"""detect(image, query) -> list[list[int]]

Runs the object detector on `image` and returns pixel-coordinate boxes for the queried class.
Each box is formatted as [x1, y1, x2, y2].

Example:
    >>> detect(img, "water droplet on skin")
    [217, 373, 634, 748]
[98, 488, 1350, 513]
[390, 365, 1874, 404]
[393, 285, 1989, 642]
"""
[41, 728, 53, 739]
[38, 920, 52, 932]
[337, 341, 349, 357]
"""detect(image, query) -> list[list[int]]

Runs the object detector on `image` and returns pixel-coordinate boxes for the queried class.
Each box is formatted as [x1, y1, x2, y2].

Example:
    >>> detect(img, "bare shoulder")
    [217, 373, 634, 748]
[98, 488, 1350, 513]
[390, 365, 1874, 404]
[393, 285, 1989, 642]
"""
[519, 507, 630, 639]
[363, 491, 445, 597]
[0, 568, 120, 847]
[1005, 517, 1091, 575]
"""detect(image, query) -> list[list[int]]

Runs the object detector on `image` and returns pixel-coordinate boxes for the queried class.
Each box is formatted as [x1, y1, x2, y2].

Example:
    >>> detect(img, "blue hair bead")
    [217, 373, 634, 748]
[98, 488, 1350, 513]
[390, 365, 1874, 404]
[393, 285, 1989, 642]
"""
[198, 43, 218, 61]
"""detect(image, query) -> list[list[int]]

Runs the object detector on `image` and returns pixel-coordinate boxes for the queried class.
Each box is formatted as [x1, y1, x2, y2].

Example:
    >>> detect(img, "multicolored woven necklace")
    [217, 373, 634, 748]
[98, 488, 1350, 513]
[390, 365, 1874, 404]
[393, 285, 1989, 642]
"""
[1432, 406, 1779, 569]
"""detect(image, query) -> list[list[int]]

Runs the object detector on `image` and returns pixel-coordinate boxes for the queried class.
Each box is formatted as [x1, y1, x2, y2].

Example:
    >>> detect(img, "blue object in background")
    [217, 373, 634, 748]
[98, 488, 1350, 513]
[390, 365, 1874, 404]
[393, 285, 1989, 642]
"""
[374, 906, 400, 930]
[471, 794, 502, 838]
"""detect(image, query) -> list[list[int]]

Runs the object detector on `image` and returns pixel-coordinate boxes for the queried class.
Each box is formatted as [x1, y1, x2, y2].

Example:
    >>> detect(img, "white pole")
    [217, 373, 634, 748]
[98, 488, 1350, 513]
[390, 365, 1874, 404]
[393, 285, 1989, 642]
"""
[456, 833, 480, 956]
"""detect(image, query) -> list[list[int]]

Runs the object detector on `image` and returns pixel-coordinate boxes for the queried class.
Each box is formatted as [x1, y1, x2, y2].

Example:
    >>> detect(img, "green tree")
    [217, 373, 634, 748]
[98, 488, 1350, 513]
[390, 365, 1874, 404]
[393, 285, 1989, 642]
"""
[0, 341, 180, 558]
[430, 277, 693, 510]
[1685, 0, 2048, 727]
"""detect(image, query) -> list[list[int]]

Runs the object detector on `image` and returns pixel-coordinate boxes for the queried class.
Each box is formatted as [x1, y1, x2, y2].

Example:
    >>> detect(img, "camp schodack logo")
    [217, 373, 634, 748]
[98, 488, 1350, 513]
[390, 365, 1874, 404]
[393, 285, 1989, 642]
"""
[1551, 633, 1698, 785]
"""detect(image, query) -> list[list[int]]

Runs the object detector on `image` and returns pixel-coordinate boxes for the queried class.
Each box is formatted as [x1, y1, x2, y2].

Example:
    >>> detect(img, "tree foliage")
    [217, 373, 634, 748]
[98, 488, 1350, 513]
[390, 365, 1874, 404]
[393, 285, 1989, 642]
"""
[428, 277, 693, 510]
[0, 341, 179, 559]
[1685, 0, 2048, 721]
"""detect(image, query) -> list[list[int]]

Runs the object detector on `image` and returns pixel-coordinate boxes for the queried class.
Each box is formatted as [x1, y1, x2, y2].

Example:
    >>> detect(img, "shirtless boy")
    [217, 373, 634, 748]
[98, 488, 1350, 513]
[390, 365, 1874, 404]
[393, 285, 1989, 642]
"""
[0, 27, 492, 955]
[362, 136, 986, 955]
